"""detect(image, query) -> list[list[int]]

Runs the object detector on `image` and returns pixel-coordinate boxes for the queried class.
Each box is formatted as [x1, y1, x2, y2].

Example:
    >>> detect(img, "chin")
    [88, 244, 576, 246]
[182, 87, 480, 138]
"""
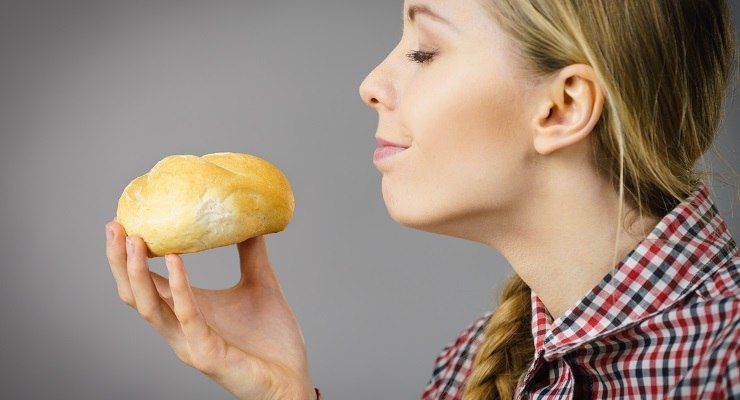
[383, 192, 424, 226]
[385, 200, 448, 232]
[381, 180, 466, 234]
[385, 195, 491, 243]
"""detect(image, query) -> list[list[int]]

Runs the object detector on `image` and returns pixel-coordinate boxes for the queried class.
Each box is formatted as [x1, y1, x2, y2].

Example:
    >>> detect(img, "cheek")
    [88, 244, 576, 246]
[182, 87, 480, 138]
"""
[398, 59, 530, 205]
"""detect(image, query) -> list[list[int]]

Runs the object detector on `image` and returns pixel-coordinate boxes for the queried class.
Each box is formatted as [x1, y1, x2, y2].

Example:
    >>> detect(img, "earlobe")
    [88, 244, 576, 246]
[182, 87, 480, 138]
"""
[533, 125, 587, 155]
[531, 64, 604, 156]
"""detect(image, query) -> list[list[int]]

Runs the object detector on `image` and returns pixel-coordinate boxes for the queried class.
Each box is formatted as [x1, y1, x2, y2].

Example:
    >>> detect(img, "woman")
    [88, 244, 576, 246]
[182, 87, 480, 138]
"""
[104, 1, 738, 399]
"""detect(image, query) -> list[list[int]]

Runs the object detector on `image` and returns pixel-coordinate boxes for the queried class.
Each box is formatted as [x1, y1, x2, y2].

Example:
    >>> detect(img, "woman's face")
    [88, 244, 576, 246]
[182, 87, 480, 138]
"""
[359, 0, 543, 238]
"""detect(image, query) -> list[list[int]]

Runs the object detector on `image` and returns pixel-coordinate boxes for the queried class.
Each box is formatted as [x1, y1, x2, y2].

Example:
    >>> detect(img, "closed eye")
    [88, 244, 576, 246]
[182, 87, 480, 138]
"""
[406, 49, 437, 64]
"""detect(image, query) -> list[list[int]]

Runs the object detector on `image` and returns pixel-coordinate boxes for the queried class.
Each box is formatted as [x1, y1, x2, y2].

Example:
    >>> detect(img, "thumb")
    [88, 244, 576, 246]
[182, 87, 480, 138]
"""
[236, 235, 280, 290]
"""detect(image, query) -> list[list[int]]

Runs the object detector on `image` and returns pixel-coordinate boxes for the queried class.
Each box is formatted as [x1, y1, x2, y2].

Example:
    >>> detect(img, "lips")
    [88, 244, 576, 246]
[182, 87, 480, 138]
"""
[375, 136, 410, 148]
[373, 145, 407, 163]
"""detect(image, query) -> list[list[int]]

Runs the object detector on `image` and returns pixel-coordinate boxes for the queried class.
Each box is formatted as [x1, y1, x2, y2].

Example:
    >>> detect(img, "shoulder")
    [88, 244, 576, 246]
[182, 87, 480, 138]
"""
[662, 305, 739, 398]
[420, 311, 493, 400]
[659, 250, 740, 346]
[662, 252, 739, 398]
[436, 311, 494, 363]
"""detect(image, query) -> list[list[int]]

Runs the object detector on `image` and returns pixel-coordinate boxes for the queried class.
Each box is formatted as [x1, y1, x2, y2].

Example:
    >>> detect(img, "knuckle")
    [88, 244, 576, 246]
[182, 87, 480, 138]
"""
[175, 310, 194, 325]
[138, 308, 157, 323]
[170, 279, 187, 291]
[190, 355, 215, 374]
[173, 348, 193, 366]
[118, 292, 135, 306]
[106, 239, 125, 257]
[191, 340, 222, 375]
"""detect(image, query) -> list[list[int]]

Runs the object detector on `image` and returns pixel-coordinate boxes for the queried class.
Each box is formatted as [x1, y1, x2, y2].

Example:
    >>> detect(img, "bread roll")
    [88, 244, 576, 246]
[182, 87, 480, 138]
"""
[114, 152, 294, 258]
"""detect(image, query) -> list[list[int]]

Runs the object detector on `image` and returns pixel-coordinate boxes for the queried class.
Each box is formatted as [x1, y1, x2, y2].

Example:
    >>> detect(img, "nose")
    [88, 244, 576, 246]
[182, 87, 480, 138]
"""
[359, 62, 395, 111]
[359, 79, 380, 108]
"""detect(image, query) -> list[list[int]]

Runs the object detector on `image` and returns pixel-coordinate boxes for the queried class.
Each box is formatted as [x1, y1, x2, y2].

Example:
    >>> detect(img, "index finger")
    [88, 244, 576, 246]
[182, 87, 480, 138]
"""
[105, 221, 135, 306]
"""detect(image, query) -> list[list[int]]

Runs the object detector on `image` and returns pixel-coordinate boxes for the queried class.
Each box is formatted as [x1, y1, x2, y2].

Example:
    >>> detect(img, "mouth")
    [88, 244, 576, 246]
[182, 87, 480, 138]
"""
[373, 136, 411, 165]
[373, 145, 409, 163]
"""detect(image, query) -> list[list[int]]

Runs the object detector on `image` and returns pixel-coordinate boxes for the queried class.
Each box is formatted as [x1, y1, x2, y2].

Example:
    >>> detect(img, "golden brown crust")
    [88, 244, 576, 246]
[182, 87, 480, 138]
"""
[114, 152, 294, 258]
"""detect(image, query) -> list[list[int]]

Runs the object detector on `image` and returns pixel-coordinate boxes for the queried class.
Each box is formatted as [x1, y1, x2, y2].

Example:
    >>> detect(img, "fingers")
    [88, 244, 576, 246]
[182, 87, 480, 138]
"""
[106, 220, 171, 307]
[166, 254, 228, 375]
[106, 221, 190, 365]
[126, 236, 164, 322]
[106, 221, 136, 307]
[149, 270, 173, 308]
[125, 235, 188, 354]
[236, 235, 280, 290]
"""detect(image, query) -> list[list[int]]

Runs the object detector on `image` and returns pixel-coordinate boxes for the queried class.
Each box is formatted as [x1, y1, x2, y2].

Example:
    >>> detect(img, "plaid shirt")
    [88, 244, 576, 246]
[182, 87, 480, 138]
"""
[420, 180, 739, 399]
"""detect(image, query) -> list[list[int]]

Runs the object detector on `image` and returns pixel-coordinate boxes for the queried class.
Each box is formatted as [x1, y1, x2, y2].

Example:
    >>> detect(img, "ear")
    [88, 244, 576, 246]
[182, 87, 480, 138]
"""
[531, 64, 605, 155]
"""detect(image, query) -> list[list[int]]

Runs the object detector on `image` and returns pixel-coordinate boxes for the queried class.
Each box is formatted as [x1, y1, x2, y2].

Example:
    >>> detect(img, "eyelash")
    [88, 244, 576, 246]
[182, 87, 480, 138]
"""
[406, 49, 437, 64]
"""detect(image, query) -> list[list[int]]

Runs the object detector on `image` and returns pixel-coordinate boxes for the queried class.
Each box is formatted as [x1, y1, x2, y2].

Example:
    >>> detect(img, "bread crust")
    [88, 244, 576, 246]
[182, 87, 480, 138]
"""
[114, 152, 294, 257]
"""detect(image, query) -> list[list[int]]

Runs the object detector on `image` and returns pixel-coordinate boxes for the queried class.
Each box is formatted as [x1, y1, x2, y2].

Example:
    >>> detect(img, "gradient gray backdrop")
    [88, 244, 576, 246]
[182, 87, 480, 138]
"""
[1, 1, 738, 399]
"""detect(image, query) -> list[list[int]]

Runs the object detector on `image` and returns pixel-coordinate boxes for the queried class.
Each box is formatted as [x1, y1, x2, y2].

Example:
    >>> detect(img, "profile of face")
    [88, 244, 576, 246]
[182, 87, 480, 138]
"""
[358, 0, 603, 242]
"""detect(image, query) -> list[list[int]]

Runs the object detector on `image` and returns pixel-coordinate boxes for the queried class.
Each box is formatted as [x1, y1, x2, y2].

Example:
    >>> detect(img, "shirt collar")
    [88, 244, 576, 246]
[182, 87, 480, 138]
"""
[530, 180, 737, 361]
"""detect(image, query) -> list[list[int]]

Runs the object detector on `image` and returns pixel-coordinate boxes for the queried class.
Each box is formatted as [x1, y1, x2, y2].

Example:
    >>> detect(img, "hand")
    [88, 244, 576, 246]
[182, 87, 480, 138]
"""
[105, 220, 316, 400]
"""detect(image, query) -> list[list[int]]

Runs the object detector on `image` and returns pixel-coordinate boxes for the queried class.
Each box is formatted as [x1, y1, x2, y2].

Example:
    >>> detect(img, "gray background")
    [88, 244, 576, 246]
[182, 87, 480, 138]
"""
[0, 1, 737, 399]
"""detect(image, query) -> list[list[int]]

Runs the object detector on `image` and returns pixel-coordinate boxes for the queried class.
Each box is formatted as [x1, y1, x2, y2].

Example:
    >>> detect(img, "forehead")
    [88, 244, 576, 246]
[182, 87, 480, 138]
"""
[403, 0, 498, 34]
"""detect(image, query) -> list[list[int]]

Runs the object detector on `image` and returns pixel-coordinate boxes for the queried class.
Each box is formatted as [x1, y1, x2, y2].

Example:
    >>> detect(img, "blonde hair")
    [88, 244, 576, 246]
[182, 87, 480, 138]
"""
[462, 1, 738, 399]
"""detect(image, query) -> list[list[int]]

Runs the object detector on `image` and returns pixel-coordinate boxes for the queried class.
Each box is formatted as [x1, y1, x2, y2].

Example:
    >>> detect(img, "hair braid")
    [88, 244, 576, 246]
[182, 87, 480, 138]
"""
[462, 274, 534, 400]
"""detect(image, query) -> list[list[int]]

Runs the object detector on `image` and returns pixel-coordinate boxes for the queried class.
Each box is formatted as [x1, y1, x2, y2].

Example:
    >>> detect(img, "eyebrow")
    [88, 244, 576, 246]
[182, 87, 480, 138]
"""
[406, 4, 459, 32]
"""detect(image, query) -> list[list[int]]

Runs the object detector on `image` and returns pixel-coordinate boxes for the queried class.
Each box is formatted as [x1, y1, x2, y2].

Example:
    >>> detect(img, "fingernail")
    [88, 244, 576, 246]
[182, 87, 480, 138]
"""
[126, 237, 134, 255]
[106, 224, 114, 241]
[165, 255, 172, 271]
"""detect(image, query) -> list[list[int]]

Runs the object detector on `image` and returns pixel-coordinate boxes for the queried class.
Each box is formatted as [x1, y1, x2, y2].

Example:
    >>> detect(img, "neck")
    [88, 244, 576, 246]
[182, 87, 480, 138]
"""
[482, 175, 661, 321]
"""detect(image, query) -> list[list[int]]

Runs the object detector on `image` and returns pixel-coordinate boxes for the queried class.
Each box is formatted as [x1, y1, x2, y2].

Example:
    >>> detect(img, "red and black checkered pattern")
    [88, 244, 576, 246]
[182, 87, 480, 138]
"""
[421, 180, 739, 399]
